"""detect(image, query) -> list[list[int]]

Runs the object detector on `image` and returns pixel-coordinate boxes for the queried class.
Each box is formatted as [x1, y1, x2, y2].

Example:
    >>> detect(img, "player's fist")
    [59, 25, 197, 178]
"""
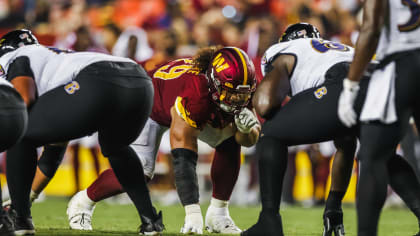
[181, 213, 203, 234]
[338, 78, 359, 127]
[235, 108, 259, 134]
[181, 204, 203, 234]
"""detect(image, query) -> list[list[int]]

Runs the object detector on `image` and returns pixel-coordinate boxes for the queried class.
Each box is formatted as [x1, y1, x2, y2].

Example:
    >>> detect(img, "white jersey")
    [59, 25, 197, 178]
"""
[261, 38, 354, 96]
[376, 0, 420, 60]
[0, 44, 135, 96]
[0, 78, 12, 88]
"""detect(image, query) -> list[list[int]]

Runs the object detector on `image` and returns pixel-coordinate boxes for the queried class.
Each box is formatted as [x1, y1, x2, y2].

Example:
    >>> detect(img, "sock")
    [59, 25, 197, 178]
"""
[87, 168, 124, 202]
[208, 198, 229, 215]
[6, 141, 38, 217]
[29, 190, 39, 203]
[107, 146, 154, 219]
[78, 189, 96, 209]
[210, 198, 228, 208]
[325, 191, 346, 211]
[211, 137, 241, 201]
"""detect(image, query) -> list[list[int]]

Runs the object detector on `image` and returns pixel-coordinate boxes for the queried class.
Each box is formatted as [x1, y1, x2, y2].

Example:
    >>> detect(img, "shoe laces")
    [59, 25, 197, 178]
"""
[71, 213, 91, 227]
[212, 215, 240, 231]
[0, 214, 12, 227]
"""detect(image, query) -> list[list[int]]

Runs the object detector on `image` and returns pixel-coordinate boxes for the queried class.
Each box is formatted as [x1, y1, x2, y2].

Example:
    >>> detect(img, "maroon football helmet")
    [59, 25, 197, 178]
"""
[206, 47, 256, 114]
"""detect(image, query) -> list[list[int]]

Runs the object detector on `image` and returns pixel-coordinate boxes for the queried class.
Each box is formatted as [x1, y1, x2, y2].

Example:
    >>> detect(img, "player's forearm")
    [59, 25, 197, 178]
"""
[235, 125, 261, 147]
[11, 76, 36, 107]
[348, 0, 385, 82]
[348, 29, 380, 82]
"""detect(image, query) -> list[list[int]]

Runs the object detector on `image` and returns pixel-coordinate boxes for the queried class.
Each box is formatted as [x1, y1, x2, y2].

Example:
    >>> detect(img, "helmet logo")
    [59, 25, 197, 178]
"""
[19, 33, 32, 42]
[297, 29, 307, 37]
[212, 53, 230, 72]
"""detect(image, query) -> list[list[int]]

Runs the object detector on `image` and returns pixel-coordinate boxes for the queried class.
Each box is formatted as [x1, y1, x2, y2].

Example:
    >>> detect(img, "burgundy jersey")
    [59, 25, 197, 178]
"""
[149, 58, 233, 129]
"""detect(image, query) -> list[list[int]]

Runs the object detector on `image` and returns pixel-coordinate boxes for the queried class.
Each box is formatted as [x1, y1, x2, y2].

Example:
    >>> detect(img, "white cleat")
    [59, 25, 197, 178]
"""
[205, 206, 241, 234]
[66, 190, 96, 230]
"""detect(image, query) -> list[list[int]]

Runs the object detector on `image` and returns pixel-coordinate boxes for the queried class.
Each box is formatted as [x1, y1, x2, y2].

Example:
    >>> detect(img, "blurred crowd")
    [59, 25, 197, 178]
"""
[0, 0, 363, 80]
[3, 0, 403, 207]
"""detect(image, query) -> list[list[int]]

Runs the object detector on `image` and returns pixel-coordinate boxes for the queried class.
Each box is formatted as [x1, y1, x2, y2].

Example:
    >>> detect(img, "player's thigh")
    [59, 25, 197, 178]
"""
[262, 83, 351, 145]
[0, 86, 27, 151]
[25, 77, 108, 146]
[98, 81, 154, 156]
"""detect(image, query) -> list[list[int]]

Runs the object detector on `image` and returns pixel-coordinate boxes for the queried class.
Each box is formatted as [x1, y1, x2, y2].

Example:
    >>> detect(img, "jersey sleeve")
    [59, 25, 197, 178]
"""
[6, 56, 34, 81]
[261, 42, 291, 77]
[174, 76, 211, 129]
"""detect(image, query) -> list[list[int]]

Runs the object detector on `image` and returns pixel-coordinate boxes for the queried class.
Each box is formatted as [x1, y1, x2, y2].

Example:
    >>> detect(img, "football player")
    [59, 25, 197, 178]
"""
[338, 0, 420, 235]
[241, 23, 420, 236]
[65, 46, 260, 234]
[0, 61, 27, 236]
[0, 29, 163, 235]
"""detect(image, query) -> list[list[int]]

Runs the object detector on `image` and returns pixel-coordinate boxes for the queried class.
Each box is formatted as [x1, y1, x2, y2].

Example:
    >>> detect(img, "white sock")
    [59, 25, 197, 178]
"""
[80, 189, 96, 207]
[30, 190, 39, 202]
[209, 198, 229, 215]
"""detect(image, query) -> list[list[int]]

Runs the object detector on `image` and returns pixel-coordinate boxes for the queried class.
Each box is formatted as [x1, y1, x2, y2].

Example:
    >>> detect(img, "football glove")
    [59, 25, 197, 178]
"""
[235, 108, 259, 134]
[181, 204, 203, 234]
[338, 78, 359, 127]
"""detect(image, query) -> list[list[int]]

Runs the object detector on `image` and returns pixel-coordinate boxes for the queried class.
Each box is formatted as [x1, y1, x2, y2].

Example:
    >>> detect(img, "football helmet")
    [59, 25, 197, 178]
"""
[0, 29, 39, 57]
[279, 22, 320, 42]
[207, 47, 256, 114]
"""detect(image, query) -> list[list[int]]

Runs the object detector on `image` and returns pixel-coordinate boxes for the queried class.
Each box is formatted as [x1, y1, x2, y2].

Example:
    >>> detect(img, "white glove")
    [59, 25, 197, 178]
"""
[181, 204, 203, 234]
[235, 108, 259, 134]
[338, 78, 360, 127]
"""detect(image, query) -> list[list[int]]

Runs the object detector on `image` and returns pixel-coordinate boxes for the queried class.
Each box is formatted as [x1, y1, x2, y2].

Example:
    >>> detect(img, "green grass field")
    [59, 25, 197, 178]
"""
[30, 197, 418, 236]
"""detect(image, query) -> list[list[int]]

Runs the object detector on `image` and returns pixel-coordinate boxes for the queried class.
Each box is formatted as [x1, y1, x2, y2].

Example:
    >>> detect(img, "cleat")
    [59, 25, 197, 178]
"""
[241, 211, 283, 236]
[0, 210, 15, 236]
[139, 210, 164, 235]
[66, 190, 96, 230]
[205, 206, 241, 234]
[8, 209, 35, 235]
[323, 209, 345, 236]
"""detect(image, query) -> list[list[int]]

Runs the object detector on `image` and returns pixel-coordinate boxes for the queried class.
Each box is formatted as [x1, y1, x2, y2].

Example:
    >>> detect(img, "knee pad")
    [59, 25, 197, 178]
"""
[257, 137, 287, 163]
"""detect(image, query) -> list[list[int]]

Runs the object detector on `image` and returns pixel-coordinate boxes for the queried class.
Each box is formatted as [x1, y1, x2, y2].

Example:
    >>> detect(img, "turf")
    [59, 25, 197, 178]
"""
[31, 197, 418, 235]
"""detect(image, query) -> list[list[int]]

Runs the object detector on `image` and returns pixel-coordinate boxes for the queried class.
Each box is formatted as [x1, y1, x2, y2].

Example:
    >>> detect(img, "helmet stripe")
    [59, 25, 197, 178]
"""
[232, 47, 248, 86]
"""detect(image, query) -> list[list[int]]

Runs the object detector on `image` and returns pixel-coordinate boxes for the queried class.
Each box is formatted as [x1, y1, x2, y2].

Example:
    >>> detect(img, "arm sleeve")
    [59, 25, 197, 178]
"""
[6, 56, 34, 82]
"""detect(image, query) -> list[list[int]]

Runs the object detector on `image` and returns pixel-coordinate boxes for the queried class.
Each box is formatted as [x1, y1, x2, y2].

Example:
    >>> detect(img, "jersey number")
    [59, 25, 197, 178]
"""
[398, 0, 420, 32]
[311, 39, 350, 53]
[153, 59, 193, 80]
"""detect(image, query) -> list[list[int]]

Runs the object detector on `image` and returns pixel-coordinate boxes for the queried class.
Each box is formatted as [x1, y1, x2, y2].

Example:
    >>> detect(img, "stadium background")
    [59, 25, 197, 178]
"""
[0, 0, 417, 226]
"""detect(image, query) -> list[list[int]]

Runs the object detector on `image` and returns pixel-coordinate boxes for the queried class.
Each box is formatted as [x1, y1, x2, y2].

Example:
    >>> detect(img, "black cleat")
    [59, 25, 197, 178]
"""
[323, 209, 345, 236]
[0, 210, 15, 236]
[139, 210, 164, 235]
[8, 208, 35, 235]
[241, 211, 284, 236]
